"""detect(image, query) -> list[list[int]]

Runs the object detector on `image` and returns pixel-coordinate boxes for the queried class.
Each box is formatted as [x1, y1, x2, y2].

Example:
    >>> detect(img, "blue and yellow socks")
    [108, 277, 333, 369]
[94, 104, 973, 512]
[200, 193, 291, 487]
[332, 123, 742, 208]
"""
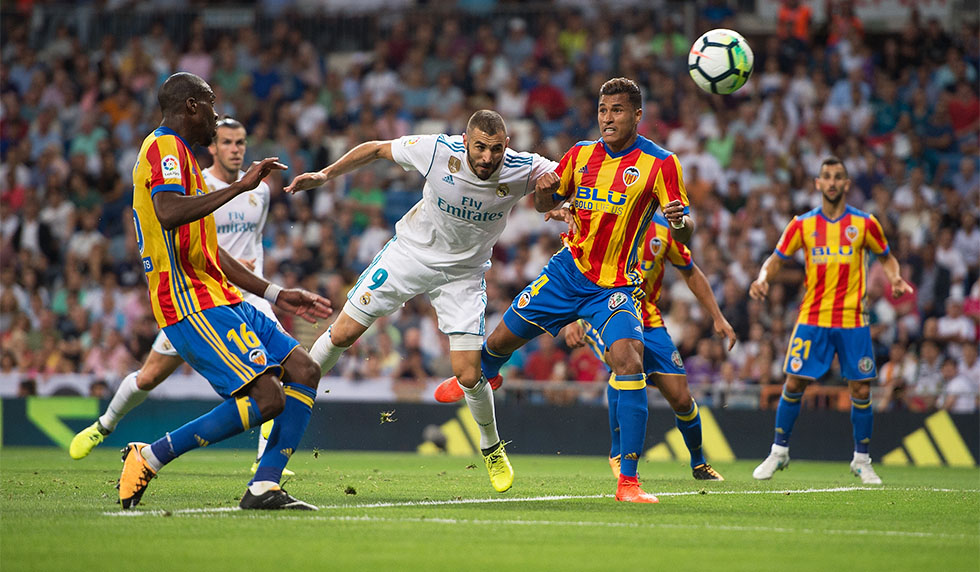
[251, 382, 316, 487]
[612, 373, 647, 478]
[481, 344, 511, 380]
[675, 401, 705, 468]
[850, 396, 873, 454]
[145, 394, 262, 472]
[773, 385, 803, 447]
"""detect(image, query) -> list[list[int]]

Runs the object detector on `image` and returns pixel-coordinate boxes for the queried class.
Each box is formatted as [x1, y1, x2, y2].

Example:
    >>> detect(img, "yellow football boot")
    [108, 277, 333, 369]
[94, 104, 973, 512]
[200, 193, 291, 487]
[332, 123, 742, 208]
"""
[70, 421, 108, 460]
[483, 441, 514, 493]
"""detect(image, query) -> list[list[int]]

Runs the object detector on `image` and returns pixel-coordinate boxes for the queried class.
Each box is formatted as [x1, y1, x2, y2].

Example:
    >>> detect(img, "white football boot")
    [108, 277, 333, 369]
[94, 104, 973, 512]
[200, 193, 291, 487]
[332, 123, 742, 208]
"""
[850, 454, 883, 485]
[752, 444, 790, 480]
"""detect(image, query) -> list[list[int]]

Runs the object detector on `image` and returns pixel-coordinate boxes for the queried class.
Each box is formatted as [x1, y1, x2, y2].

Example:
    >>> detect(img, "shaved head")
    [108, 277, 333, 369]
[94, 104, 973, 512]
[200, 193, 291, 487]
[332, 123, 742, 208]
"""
[157, 72, 218, 146]
[158, 72, 212, 115]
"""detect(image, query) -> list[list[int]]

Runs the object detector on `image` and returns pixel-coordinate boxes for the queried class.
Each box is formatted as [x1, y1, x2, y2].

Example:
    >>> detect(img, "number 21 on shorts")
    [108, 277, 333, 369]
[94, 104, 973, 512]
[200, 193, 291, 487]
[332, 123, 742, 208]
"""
[789, 337, 811, 360]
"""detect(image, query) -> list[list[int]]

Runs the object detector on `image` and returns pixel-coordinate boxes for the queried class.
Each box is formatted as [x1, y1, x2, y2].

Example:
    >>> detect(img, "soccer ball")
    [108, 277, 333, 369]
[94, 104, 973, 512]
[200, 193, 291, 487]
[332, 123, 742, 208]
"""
[688, 28, 754, 95]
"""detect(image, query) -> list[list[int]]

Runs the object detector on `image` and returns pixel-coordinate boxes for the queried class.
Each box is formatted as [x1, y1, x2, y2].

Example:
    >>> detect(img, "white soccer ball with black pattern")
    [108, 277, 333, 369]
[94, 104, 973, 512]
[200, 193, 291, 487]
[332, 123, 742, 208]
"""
[688, 28, 754, 95]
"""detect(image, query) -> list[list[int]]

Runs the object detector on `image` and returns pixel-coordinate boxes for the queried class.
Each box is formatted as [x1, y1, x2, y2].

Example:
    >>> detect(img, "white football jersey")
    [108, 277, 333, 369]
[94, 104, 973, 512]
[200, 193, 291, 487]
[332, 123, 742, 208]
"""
[390, 134, 558, 268]
[205, 169, 270, 278]
[205, 168, 276, 320]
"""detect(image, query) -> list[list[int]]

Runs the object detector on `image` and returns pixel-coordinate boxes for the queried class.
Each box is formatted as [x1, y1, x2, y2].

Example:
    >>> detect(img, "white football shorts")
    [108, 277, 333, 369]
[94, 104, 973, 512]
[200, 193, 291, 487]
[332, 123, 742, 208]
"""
[151, 330, 180, 357]
[344, 238, 487, 351]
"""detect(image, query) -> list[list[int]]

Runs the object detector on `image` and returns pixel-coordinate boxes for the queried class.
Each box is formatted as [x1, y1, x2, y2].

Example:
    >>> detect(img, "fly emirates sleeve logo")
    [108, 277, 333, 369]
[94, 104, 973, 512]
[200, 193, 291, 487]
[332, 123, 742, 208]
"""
[436, 195, 505, 222]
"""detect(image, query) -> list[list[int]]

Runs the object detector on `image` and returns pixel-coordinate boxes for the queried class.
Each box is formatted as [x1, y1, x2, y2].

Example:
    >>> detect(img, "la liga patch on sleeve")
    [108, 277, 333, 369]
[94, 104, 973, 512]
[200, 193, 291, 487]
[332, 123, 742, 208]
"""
[162, 154, 181, 179]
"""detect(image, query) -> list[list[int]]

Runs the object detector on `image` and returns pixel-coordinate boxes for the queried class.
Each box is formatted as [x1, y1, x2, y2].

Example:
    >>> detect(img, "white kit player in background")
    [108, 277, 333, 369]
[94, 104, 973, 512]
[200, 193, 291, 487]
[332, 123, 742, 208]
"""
[70, 117, 290, 475]
[284, 110, 558, 493]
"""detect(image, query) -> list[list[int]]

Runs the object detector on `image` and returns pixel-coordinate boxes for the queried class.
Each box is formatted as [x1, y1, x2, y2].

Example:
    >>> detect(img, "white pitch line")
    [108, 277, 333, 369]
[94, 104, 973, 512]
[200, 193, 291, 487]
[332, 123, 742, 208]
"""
[124, 513, 980, 541]
[102, 486, 979, 517]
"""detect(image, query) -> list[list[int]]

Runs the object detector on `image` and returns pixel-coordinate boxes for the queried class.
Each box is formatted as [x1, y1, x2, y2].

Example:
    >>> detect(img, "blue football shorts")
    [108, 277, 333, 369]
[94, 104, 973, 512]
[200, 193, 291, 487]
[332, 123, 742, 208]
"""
[502, 248, 643, 346]
[584, 323, 685, 378]
[163, 302, 300, 398]
[782, 323, 877, 381]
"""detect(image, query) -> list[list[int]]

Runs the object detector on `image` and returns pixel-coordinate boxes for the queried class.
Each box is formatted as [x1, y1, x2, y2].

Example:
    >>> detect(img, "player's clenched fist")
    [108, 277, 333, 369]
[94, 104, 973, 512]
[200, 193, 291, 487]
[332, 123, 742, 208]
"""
[535, 171, 560, 194]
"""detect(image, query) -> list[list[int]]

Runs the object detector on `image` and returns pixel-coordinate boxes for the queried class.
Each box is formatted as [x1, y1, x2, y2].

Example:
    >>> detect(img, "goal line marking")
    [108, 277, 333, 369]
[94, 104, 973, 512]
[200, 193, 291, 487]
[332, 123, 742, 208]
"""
[103, 485, 978, 527]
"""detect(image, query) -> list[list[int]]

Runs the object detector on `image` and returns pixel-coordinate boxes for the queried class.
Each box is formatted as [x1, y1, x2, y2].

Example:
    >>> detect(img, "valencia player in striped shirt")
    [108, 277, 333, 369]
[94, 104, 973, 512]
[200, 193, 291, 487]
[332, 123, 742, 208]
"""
[436, 78, 693, 503]
[118, 72, 331, 511]
[565, 212, 736, 483]
[750, 157, 913, 485]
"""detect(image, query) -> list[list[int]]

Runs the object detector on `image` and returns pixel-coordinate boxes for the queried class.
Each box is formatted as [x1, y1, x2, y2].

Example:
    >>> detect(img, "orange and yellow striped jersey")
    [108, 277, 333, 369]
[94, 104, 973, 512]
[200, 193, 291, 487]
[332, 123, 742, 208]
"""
[555, 136, 689, 288]
[640, 212, 693, 329]
[775, 205, 889, 328]
[132, 127, 242, 328]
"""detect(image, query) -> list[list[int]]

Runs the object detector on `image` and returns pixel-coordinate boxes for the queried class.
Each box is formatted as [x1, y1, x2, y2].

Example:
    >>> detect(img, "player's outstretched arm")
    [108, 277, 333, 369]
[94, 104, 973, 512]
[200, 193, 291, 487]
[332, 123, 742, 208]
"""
[879, 253, 914, 298]
[749, 253, 782, 301]
[153, 158, 286, 230]
[284, 141, 394, 194]
[679, 263, 737, 351]
[217, 247, 332, 323]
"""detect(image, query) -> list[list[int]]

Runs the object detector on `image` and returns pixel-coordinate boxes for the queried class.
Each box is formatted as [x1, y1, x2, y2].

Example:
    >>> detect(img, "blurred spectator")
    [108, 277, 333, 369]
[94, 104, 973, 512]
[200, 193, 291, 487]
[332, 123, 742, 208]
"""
[525, 66, 567, 123]
[17, 379, 37, 398]
[88, 379, 109, 399]
[877, 342, 916, 411]
[567, 342, 605, 384]
[523, 335, 566, 382]
[684, 338, 719, 402]
[939, 358, 978, 414]
[11, 198, 59, 266]
[908, 339, 944, 411]
[0, 4, 976, 410]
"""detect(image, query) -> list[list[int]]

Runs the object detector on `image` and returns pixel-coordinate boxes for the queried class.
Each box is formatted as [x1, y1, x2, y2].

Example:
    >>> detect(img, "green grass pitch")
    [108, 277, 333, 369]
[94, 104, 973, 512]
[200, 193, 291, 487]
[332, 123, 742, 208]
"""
[1, 447, 977, 571]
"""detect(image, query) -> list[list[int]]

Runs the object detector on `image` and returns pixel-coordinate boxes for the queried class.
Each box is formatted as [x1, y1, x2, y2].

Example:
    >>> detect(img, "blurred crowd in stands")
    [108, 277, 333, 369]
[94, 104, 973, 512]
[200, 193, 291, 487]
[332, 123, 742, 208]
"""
[0, 1, 977, 412]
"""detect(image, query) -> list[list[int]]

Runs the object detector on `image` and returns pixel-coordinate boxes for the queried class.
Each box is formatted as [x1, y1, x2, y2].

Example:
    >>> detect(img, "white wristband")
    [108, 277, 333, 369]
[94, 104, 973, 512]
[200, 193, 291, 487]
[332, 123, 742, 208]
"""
[263, 283, 283, 304]
[670, 218, 685, 230]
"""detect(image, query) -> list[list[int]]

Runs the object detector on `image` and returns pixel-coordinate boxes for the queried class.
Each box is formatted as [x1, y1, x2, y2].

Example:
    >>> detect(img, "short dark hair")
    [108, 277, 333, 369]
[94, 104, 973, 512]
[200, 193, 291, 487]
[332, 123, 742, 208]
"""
[820, 156, 849, 178]
[600, 77, 642, 110]
[466, 109, 506, 136]
[215, 116, 245, 131]
[158, 72, 212, 115]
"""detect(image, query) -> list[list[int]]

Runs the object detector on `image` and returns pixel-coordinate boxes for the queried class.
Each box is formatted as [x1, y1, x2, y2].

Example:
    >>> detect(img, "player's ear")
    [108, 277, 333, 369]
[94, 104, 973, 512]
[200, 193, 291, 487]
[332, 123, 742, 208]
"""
[186, 97, 197, 115]
[505, 136, 510, 148]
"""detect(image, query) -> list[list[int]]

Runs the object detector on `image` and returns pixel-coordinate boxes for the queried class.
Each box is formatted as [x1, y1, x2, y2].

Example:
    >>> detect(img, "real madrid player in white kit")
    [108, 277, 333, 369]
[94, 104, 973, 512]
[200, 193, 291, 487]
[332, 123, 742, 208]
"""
[70, 118, 291, 473]
[285, 110, 558, 492]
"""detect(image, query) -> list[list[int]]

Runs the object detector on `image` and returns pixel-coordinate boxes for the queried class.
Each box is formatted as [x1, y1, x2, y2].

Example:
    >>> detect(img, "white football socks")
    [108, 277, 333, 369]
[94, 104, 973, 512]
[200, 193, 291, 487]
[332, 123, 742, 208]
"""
[248, 481, 279, 495]
[309, 327, 348, 375]
[99, 371, 149, 431]
[139, 444, 163, 473]
[461, 377, 500, 450]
